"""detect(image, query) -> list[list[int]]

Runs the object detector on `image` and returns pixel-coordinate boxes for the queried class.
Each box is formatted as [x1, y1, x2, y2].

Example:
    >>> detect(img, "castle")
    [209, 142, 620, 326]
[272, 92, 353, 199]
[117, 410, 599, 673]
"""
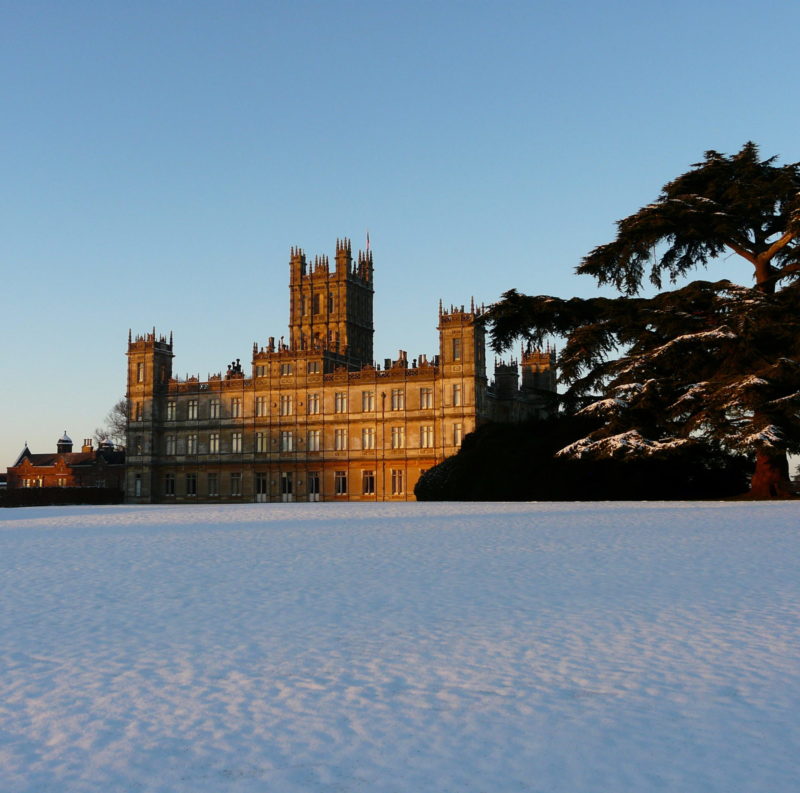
[125, 239, 555, 503]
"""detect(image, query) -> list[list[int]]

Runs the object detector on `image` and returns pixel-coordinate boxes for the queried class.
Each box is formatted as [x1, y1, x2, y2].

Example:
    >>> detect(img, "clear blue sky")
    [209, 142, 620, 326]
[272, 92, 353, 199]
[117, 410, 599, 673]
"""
[2, 0, 798, 465]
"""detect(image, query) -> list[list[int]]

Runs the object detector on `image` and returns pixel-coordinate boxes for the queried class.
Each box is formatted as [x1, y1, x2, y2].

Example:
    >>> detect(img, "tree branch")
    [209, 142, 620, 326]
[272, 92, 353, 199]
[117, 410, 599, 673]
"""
[762, 230, 796, 262]
[723, 240, 757, 266]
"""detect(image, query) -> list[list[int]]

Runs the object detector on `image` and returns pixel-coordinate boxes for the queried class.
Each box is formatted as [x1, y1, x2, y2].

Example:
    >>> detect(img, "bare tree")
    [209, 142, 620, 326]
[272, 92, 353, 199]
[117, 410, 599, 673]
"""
[94, 398, 128, 447]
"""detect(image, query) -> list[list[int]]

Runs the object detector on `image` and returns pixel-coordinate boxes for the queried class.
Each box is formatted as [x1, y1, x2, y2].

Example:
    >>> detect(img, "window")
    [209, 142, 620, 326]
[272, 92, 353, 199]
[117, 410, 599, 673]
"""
[307, 393, 319, 414]
[281, 431, 294, 452]
[166, 401, 176, 421]
[361, 427, 375, 450]
[391, 469, 404, 495]
[453, 423, 463, 446]
[307, 429, 321, 451]
[256, 396, 268, 417]
[420, 425, 434, 448]
[328, 294, 335, 313]
[335, 391, 347, 413]
[166, 435, 176, 455]
[187, 434, 198, 454]
[231, 398, 241, 418]
[334, 470, 347, 495]
[419, 387, 433, 409]
[232, 432, 242, 453]
[280, 363, 293, 376]
[56, 476, 67, 488]
[208, 473, 219, 497]
[391, 388, 405, 411]
[361, 390, 375, 412]
[210, 399, 220, 419]
[134, 436, 143, 455]
[313, 293, 321, 314]
[255, 365, 266, 377]
[391, 426, 405, 449]
[279, 395, 293, 415]
[134, 475, 142, 497]
[307, 360, 320, 374]
[188, 399, 198, 420]
[230, 472, 241, 496]
[452, 337, 462, 361]
[135, 402, 143, 421]
[362, 470, 375, 495]
[164, 474, 175, 496]
[136, 362, 144, 382]
[256, 472, 268, 498]
[209, 432, 220, 453]
[256, 431, 268, 453]
[186, 473, 197, 497]
[453, 384, 462, 407]
[334, 428, 347, 450]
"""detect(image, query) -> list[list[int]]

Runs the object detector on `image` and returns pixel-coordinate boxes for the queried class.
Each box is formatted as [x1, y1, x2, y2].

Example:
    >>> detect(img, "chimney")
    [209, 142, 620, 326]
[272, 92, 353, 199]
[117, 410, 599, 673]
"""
[82, 438, 93, 454]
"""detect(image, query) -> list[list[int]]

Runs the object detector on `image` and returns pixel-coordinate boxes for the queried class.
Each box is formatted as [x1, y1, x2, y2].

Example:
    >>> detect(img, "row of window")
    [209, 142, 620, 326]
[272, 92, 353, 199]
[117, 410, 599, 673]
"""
[156, 386, 463, 422]
[300, 293, 336, 316]
[20, 477, 106, 488]
[162, 424, 462, 455]
[157, 469, 408, 497]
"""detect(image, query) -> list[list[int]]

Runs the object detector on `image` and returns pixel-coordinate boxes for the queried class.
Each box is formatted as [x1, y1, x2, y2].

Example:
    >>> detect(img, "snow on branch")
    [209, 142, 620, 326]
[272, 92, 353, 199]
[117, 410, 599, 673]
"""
[742, 425, 784, 450]
[670, 382, 709, 409]
[767, 390, 800, 406]
[648, 327, 737, 360]
[576, 398, 626, 417]
[556, 430, 692, 460]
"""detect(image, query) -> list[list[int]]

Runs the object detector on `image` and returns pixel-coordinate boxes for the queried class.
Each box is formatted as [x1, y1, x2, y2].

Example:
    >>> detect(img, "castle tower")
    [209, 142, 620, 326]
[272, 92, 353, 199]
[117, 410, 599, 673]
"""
[288, 238, 374, 366]
[125, 330, 174, 502]
[493, 360, 519, 399]
[521, 348, 557, 393]
[126, 330, 174, 418]
[437, 302, 487, 380]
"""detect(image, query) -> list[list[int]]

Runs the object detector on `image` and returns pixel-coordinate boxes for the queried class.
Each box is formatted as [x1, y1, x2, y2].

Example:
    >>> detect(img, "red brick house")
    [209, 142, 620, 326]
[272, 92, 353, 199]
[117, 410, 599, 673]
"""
[7, 432, 125, 490]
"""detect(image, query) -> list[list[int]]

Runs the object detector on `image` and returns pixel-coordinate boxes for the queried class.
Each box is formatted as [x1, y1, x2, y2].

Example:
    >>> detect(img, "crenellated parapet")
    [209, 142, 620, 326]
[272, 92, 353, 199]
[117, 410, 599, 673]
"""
[127, 328, 173, 354]
[287, 238, 374, 365]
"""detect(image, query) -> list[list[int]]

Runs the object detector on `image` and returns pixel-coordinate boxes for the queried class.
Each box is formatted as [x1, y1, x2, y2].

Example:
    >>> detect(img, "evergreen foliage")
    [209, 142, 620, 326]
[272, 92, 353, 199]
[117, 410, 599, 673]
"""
[413, 419, 749, 501]
[487, 144, 800, 498]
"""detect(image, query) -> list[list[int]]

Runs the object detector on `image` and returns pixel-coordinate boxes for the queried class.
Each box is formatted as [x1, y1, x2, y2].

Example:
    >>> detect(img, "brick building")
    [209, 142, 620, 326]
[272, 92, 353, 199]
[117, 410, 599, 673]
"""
[8, 433, 125, 490]
[125, 239, 555, 503]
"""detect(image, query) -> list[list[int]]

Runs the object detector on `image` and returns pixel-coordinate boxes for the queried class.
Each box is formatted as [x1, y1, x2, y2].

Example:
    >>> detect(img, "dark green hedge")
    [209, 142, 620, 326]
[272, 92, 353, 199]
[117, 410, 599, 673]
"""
[2, 487, 124, 508]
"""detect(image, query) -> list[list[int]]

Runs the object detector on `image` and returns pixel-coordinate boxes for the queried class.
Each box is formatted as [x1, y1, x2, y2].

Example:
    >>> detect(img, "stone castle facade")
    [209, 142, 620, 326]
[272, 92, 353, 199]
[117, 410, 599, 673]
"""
[125, 239, 555, 503]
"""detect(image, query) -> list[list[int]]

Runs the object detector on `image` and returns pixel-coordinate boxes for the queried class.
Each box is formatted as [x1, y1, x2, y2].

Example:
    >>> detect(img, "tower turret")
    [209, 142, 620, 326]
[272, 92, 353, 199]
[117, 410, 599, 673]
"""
[287, 238, 374, 367]
[521, 347, 557, 393]
[437, 302, 486, 379]
[57, 431, 73, 454]
[493, 360, 519, 399]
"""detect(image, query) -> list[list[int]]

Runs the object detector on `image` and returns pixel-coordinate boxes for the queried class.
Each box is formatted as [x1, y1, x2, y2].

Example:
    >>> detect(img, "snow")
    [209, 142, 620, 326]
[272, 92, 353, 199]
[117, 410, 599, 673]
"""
[649, 327, 738, 359]
[743, 424, 784, 449]
[576, 397, 624, 416]
[557, 429, 690, 459]
[1, 502, 799, 793]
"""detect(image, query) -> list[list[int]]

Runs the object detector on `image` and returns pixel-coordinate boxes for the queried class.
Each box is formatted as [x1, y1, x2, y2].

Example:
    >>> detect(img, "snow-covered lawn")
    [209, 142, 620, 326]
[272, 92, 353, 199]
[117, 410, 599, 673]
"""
[1, 502, 798, 793]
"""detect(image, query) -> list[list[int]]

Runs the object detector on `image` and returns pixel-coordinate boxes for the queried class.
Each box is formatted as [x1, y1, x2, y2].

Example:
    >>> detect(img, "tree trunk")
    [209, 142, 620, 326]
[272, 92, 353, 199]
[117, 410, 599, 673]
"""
[749, 450, 793, 498]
